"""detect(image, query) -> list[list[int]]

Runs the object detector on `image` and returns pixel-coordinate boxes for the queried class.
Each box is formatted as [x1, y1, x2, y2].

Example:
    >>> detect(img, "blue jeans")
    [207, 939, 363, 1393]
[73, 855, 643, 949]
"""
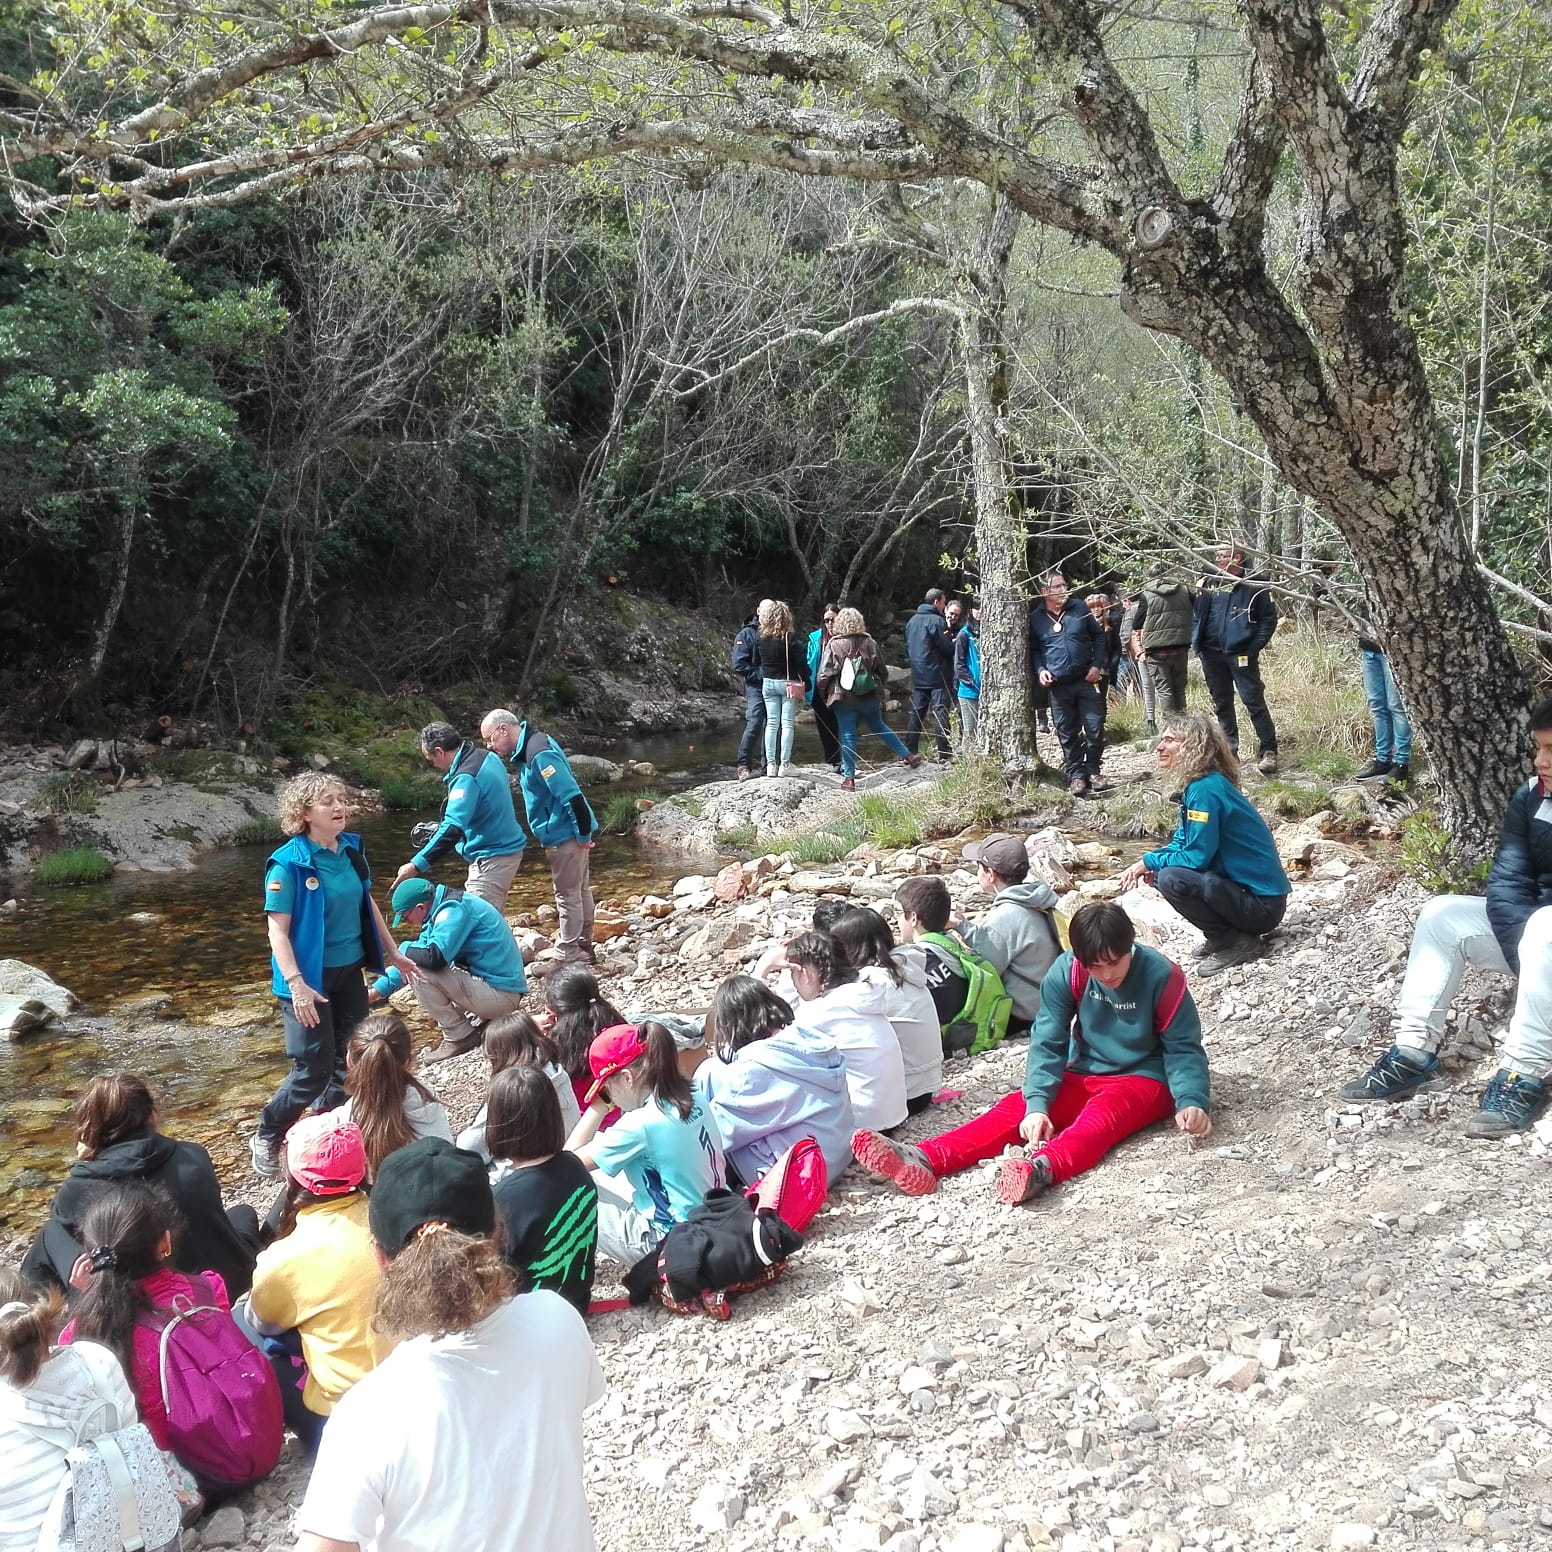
[834, 699, 911, 779]
[762, 678, 798, 770]
[1361, 649, 1411, 765]
[737, 683, 766, 772]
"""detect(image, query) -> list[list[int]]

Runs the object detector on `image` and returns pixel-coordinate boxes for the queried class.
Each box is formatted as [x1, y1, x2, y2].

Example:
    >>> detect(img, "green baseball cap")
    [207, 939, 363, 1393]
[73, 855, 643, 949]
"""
[390, 876, 434, 927]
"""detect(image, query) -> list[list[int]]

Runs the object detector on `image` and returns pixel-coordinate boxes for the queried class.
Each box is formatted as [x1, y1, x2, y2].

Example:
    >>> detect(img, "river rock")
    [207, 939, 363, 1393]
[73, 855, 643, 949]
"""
[640, 895, 673, 918]
[713, 861, 747, 902]
[592, 911, 630, 942]
[0, 960, 77, 1040]
[65, 739, 98, 770]
[86, 784, 278, 872]
[681, 917, 760, 961]
[568, 754, 623, 784]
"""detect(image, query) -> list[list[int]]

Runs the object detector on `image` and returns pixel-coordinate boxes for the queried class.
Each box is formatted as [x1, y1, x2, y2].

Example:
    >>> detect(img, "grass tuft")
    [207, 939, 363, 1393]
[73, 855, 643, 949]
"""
[378, 776, 443, 811]
[856, 792, 926, 850]
[35, 847, 114, 886]
[715, 823, 757, 851]
[1258, 778, 1334, 820]
[234, 815, 283, 846]
[598, 793, 641, 836]
[36, 772, 99, 816]
[776, 820, 867, 866]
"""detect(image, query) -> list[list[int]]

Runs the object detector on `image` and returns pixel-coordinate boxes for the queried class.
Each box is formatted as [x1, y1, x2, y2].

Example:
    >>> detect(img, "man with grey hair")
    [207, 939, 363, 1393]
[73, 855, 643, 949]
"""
[394, 720, 526, 912]
[481, 708, 600, 966]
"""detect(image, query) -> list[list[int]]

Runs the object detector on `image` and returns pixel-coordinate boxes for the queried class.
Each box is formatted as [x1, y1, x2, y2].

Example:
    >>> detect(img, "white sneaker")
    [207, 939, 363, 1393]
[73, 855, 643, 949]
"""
[778, 764, 795, 778]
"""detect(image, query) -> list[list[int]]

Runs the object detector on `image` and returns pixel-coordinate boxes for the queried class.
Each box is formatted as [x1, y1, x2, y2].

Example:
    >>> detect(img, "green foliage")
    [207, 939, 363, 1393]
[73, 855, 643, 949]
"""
[35, 847, 114, 885]
[233, 815, 283, 846]
[1258, 779, 1335, 821]
[378, 777, 443, 811]
[598, 793, 642, 835]
[714, 823, 756, 850]
[35, 772, 99, 816]
[928, 758, 1016, 832]
[1400, 810, 1493, 895]
[856, 792, 926, 850]
[776, 820, 868, 866]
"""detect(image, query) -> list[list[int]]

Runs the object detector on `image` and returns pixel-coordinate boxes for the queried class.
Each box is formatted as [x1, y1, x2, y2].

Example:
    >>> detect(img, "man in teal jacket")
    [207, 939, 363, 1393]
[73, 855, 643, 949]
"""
[481, 707, 599, 965]
[394, 721, 526, 912]
[371, 877, 529, 1062]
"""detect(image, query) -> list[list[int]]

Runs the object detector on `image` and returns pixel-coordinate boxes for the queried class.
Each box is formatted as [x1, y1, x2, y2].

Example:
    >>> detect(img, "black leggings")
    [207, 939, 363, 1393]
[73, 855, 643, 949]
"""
[258, 961, 367, 1143]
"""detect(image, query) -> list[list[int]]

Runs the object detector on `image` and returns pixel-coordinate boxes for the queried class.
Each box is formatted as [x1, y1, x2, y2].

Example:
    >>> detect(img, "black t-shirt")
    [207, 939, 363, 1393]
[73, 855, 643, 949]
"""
[922, 944, 970, 1026]
[492, 1152, 598, 1315]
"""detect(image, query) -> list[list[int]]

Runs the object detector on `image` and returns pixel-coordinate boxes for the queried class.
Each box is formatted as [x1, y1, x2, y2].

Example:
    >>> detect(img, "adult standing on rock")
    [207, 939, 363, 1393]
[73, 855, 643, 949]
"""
[481, 708, 599, 966]
[1028, 568, 1107, 797]
[370, 878, 529, 1064]
[1132, 560, 1195, 717]
[805, 602, 843, 771]
[393, 721, 527, 912]
[732, 602, 770, 782]
[755, 599, 810, 779]
[905, 587, 956, 765]
[1116, 714, 1289, 977]
[817, 607, 921, 791]
[251, 774, 413, 1179]
[1192, 542, 1279, 774]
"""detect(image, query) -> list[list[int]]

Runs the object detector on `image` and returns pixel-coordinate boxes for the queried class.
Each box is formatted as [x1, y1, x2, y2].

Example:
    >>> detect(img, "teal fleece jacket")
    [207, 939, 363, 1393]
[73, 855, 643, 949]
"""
[373, 884, 528, 998]
[1021, 944, 1209, 1116]
[1142, 771, 1290, 897]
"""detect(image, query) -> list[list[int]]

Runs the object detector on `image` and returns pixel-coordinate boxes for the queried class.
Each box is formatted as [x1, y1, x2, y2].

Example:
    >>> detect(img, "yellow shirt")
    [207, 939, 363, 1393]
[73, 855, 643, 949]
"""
[248, 1193, 389, 1414]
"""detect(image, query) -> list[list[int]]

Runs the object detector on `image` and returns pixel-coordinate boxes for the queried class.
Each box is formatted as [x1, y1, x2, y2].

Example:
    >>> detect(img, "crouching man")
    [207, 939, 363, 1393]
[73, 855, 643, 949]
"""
[1341, 699, 1552, 1135]
[852, 901, 1211, 1205]
[370, 877, 529, 1064]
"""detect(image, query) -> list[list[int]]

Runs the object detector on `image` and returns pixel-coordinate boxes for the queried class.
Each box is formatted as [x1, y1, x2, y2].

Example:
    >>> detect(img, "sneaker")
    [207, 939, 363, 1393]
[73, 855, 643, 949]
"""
[1387, 764, 1412, 789]
[1256, 751, 1279, 776]
[249, 1131, 280, 1180]
[1464, 1069, 1549, 1137]
[851, 1129, 938, 1195]
[902, 754, 923, 769]
[1196, 932, 1267, 978]
[1354, 759, 1394, 782]
[995, 1152, 1054, 1205]
[778, 765, 795, 778]
[1337, 1043, 1439, 1102]
[840, 777, 856, 791]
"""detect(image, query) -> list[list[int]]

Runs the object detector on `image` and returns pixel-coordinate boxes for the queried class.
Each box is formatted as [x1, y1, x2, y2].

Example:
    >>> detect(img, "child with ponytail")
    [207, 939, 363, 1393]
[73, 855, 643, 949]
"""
[567, 1022, 726, 1265]
[457, 1010, 581, 1169]
[335, 1013, 451, 1178]
[539, 963, 624, 1114]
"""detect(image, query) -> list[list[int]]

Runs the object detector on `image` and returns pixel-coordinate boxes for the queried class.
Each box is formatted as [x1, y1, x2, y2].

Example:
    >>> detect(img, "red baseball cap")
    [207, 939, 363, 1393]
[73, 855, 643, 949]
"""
[286, 1112, 368, 1195]
[584, 1024, 648, 1106]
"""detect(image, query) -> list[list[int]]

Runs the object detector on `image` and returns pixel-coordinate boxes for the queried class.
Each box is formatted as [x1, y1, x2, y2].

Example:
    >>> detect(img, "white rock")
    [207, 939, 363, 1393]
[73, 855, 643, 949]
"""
[826, 1408, 870, 1443]
[1329, 1526, 1377, 1550]
[690, 1481, 745, 1532]
[945, 1525, 1004, 1552]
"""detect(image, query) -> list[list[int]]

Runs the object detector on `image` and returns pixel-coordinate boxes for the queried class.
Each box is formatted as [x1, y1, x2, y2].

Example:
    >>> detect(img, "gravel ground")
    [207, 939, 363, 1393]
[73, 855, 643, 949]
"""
[60, 757, 1552, 1552]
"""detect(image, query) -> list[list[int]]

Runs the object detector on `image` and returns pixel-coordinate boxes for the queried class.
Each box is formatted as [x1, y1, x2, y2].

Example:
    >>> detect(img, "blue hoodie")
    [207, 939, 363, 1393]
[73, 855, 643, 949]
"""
[696, 1025, 856, 1187]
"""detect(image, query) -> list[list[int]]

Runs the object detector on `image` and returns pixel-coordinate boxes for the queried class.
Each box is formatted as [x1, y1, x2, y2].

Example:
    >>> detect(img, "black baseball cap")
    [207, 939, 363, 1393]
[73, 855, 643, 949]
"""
[368, 1137, 495, 1257]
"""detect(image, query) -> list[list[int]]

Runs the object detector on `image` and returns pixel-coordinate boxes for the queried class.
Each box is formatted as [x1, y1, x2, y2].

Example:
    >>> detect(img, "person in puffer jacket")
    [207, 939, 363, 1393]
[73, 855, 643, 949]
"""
[697, 976, 856, 1188]
[783, 932, 908, 1131]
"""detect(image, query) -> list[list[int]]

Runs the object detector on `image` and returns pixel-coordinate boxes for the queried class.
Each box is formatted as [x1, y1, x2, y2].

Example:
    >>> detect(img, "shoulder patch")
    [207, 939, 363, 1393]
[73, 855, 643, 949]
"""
[266, 879, 283, 891]
[1186, 808, 1210, 823]
[540, 764, 557, 779]
[304, 876, 319, 890]
[435, 909, 455, 925]
[450, 785, 469, 801]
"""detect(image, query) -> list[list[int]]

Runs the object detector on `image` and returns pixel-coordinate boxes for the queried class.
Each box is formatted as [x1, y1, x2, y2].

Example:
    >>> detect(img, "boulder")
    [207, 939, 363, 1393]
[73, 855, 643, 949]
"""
[713, 861, 747, 902]
[568, 754, 623, 785]
[681, 917, 761, 961]
[672, 874, 712, 898]
[640, 895, 673, 919]
[65, 739, 98, 771]
[0, 960, 77, 1041]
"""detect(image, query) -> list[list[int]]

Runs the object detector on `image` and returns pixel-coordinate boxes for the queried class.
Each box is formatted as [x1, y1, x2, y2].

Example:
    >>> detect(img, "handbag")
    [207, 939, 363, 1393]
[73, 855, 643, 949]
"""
[784, 638, 805, 700]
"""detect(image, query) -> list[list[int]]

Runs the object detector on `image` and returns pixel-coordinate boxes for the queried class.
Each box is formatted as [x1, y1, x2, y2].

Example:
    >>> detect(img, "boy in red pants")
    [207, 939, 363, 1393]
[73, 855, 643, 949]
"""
[853, 900, 1212, 1204]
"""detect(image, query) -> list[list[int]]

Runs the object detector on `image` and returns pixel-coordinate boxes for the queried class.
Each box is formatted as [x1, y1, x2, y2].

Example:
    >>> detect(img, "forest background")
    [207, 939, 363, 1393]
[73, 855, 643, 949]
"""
[0, 2, 1549, 838]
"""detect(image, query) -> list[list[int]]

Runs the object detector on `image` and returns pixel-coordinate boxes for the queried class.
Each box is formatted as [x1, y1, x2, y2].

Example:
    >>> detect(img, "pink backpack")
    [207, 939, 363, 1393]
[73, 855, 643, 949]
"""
[141, 1275, 284, 1490]
[746, 1137, 828, 1233]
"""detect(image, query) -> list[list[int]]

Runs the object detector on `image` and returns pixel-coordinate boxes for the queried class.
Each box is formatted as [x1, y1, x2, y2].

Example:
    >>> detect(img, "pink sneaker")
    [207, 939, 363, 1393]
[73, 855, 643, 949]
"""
[851, 1129, 938, 1195]
[995, 1152, 1054, 1206]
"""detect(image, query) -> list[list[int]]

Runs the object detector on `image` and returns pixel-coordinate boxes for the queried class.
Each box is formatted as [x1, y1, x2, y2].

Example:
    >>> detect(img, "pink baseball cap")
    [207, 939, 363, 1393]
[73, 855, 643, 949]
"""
[286, 1112, 368, 1195]
[584, 1024, 648, 1106]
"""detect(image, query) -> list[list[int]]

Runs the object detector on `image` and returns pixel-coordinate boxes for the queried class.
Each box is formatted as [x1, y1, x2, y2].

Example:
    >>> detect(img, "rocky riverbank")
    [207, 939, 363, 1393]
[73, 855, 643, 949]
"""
[25, 787, 1536, 1552]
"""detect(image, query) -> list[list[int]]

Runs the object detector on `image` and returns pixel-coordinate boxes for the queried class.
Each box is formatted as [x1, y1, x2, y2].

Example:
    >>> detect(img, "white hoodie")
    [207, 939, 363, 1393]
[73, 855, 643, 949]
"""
[0, 1341, 136, 1552]
[795, 977, 909, 1131]
[860, 950, 944, 1103]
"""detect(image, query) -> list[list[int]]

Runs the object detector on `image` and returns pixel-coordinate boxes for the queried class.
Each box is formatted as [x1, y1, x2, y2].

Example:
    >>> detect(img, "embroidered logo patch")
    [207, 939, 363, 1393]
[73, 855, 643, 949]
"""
[540, 764, 557, 779]
[451, 785, 468, 801]
[305, 876, 320, 890]
[435, 909, 454, 925]
[1186, 809, 1210, 823]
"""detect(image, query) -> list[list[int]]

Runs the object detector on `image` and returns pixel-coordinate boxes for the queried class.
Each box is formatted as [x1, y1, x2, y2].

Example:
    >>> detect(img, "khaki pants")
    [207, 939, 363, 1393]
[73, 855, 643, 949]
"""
[547, 840, 596, 952]
[412, 966, 526, 1039]
[464, 849, 524, 913]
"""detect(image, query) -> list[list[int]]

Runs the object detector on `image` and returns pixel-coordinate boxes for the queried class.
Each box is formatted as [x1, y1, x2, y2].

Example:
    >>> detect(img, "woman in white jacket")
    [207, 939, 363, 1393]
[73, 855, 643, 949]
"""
[697, 976, 856, 1186]
[831, 908, 943, 1115]
[785, 932, 909, 1132]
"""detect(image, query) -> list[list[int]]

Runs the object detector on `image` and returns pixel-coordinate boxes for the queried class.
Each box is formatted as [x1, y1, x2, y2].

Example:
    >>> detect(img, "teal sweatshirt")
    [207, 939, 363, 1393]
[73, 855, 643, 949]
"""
[1021, 944, 1209, 1115]
[1142, 771, 1290, 897]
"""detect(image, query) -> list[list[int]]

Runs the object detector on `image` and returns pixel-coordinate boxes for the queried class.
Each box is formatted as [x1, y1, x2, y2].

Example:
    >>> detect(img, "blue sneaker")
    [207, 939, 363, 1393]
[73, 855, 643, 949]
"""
[1339, 1044, 1439, 1102]
[1464, 1070, 1549, 1137]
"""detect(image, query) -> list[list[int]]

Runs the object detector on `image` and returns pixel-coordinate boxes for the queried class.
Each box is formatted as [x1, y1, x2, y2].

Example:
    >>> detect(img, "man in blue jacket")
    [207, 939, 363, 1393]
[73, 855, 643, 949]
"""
[1193, 543, 1280, 775]
[394, 721, 526, 912]
[1028, 568, 1107, 796]
[905, 588, 956, 763]
[1340, 699, 1552, 1136]
[482, 707, 600, 966]
[733, 605, 769, 780]
[371, 877, 529, 1062]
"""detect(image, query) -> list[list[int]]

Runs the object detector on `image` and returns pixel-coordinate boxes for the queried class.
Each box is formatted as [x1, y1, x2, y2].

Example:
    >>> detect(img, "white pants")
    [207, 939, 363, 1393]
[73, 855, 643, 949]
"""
[591, 1170, 659, 1267]
[1394, 895, 1552, 1073]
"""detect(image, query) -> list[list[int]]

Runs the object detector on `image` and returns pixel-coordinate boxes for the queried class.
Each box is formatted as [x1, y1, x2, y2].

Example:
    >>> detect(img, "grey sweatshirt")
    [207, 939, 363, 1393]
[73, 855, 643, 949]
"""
[958, 880, 1061, 1022]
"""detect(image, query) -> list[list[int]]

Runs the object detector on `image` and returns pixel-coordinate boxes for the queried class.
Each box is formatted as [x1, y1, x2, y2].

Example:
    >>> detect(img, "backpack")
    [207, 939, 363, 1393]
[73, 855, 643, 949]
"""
[23, 1349, 183, 1552]
[138, 1277, 283, 1492]
[838, 652, 876, 696]
[745, 1137, 828, 1233]
[919, 932, 1013, 1057]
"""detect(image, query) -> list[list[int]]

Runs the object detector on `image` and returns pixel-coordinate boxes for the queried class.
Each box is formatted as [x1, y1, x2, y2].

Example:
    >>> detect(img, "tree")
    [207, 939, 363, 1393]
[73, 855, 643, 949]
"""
[0, 1, 1533, 844]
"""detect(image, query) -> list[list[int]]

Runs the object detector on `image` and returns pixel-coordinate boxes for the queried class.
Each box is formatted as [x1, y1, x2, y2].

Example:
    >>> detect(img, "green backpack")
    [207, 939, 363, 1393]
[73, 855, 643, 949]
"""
[919, 932, 1013, 1057]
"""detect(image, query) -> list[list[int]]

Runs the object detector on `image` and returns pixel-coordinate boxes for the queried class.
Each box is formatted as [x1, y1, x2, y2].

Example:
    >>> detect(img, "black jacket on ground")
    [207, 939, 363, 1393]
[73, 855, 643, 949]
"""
[21, 1130, 259, 1298]
[905, 604, 955, 689]
[1486, 778, 1552, 976]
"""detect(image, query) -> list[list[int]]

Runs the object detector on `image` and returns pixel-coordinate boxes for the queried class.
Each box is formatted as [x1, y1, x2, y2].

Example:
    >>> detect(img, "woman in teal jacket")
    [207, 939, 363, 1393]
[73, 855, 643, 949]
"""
[1117, 714, 1289, 977]
[806, 603, 842, 771]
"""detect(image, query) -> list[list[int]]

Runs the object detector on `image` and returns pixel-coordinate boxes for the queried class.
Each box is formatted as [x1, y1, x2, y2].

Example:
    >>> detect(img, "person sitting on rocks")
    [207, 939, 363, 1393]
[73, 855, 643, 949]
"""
[1339, 697, 1552, 1136]
[831, 907, 944, 1116]
[946, 835, 1061, 1035]
[457, 1011, 581, 1169]
[369, 877, 528, 1065]
[1116, 713, 1289, 977]
[895, 876, 971, 1033]
[697, 974, 856, 1188]
[294, 1137, 604, 1552]
[330, 1014, 451, 1179]
[852, 902, 1211, 1204]
[22, 1072, 260, 1300]
[538, 962, 625, 1117]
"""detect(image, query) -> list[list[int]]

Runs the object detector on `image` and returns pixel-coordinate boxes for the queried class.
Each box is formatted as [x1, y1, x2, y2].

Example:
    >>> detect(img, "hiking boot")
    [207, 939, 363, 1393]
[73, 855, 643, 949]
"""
[840, 777, 856, 791]
[902, 753, 923, 769]
[1256, 751, 1279, 776]
[423, 1030, 483, 1065]
[1464, 1069, 1549, 1137]
[1087, 774, 1111, 793]
[1354, 759, 1394, 782]
[995, 1151, 1054, 1206]
[1337, 1043, 1439, 1102]
[1196, 932, 1266, 978]
[737, 766, 752, 782]
[1191, 933, 1236, 960]
[851, 1129, 938, 1195]
[1068, 777, 1089, 797]
[249, 1131, 280, 1180]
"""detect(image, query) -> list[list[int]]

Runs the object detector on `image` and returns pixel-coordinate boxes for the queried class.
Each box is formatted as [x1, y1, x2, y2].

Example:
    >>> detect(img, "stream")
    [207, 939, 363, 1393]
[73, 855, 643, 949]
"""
[0, 724, 744, 1238]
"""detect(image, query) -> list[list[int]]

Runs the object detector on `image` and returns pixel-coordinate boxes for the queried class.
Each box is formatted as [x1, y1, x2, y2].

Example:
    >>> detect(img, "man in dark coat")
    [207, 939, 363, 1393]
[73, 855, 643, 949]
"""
[1192, 543, 1279, 773]
[904, 588, 956, 763]
[1028, 569, 1107, 797]
[733, 604, 769, 780]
